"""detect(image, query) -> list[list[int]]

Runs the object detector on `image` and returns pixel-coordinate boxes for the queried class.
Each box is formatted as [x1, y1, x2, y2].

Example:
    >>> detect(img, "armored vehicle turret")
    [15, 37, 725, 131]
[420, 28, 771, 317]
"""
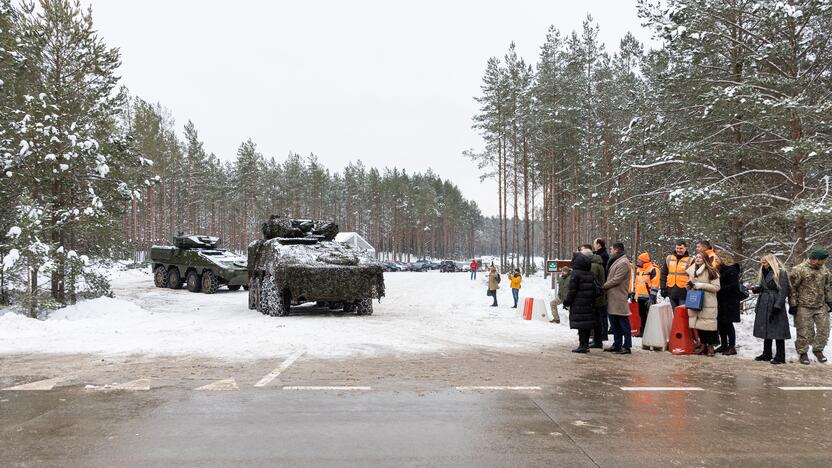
[247, 216, 385, 316]
[150, 234, 248, 293]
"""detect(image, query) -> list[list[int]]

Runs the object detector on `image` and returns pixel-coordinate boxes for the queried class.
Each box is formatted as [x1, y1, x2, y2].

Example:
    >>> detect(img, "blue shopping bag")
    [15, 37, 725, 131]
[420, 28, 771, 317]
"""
[685, 290, 704, 311]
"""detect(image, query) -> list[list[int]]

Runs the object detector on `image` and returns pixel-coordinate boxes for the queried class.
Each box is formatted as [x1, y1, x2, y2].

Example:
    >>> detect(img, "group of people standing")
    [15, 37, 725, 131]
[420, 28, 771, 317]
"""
[557, 238, 832, 364]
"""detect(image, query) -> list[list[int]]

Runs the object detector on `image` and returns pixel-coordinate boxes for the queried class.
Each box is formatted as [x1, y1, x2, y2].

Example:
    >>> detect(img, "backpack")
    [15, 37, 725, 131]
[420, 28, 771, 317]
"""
[496, 274, 501, 284]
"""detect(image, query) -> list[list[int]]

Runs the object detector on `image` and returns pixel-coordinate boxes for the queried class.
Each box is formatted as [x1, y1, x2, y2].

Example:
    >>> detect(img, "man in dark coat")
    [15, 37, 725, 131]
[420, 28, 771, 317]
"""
[563, 253, 599, 353]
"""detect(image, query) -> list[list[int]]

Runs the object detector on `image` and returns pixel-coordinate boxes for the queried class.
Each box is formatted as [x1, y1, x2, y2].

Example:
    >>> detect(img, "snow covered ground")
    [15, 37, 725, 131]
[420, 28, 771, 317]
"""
[0, 265, 802, 361]
[0, 268, 571, 360]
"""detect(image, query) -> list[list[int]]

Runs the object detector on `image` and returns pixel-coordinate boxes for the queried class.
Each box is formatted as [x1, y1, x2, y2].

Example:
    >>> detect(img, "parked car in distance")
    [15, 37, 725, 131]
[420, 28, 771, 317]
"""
[455, 261, 469, 272]
[439, 260, 459, 272]
[382, 261, 401, 272]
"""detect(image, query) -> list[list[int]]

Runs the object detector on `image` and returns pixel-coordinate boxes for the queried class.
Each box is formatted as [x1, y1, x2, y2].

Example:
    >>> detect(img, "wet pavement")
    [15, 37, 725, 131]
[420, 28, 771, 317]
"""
[2, 349, 832, 467]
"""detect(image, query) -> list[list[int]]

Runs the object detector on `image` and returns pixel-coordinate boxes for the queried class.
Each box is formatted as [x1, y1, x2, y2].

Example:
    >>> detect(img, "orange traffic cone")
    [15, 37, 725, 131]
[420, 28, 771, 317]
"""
[668, 305, 695, 355]
[628, 301, 641, 336]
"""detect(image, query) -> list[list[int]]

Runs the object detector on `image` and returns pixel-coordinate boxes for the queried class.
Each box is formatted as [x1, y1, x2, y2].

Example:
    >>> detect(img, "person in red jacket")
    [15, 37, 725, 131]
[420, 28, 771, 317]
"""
[469, 259, 478, 280]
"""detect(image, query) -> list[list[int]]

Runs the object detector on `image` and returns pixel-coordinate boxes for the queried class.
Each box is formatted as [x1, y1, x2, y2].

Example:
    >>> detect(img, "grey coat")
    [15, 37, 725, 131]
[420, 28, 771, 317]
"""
[753, 269, 791, 340]
[604, 254, 631, 316]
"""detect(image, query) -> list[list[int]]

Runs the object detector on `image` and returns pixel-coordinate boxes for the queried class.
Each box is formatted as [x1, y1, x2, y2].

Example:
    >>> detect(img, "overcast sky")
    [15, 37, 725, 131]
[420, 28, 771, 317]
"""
[84, 0, 653, 216]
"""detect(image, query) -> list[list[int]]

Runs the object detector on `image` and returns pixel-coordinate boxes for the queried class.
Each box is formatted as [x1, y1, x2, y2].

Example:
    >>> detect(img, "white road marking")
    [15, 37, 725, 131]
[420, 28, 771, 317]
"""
[3, 377, 65, 391]
[196, 378, 238, 391]
[282, 386, 372, 391]
[254, 350, 305, 387]
[779, 387, 832, 391]
[455, 386, 542, 391]
[620, 387, 704, 391]
[85, 379, 152, 392]
[116, 379, 152, 391]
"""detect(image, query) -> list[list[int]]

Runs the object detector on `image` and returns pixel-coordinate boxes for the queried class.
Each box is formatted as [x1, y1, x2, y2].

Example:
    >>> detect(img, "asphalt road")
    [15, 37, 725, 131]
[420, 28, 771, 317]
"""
[2, 348, 832, 467]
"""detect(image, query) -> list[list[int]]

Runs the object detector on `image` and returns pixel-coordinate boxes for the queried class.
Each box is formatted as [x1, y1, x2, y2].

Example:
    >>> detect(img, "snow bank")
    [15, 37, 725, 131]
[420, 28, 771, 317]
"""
[0, 268, 573, 360]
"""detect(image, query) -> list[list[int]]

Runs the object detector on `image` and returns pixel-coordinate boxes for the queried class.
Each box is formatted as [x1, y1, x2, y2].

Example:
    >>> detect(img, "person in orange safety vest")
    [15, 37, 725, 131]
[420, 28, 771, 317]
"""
[661, 241, 694, 309]
[630, 252, 660, 336]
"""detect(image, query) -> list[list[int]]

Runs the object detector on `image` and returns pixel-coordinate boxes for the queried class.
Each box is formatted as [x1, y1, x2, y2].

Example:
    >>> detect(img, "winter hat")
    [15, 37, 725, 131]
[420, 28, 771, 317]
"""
[638, 252, 650, 264]
[809, 248, 829, 260]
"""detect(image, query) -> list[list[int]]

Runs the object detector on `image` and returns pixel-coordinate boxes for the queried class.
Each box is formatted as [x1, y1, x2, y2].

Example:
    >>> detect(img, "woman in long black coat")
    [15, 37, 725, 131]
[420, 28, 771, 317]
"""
[715, 251, 742, 356]
[752, 254, 790, 365]
[563, 253, 599, 353]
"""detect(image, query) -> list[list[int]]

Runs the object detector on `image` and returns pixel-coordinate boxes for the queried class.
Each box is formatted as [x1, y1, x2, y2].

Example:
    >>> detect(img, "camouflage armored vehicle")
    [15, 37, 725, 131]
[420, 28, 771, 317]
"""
[150, 234, 248, 293]
[247, 216, 385, 316]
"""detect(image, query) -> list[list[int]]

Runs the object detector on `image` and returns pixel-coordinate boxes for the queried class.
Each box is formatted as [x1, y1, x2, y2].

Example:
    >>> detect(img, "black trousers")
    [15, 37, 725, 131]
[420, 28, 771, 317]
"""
[763, 339, 785, 361]
[592, 306, 608, 342]
[718, 321, 736, 348]
[637, 298, 650, 336]
[698, 330, 720, 345]
[578, 329, 591, 348]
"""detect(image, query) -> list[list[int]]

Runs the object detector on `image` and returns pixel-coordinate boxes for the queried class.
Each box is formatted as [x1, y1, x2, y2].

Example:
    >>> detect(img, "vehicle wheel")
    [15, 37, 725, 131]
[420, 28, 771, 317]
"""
[328, 301, 342, 310]
[202, 270, 219, 294]
[227, 285, 241, 291]
[167, 267, 182, 289]
[153, 266, 169, 288]
[343, 302, 356, 313]
[355, 298, 373, 316]
[186, 270, 202, 292]
[258, 274, 290, 316]
[243, 284, 250, 291]
[248, 277, 257, 310]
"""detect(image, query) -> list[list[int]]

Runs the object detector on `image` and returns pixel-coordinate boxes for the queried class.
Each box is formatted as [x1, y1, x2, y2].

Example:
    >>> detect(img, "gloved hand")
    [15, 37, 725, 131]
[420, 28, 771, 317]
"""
[661, 288, 668, 298]
[628, 291, 636, 301]
[649, 293, 657, 304]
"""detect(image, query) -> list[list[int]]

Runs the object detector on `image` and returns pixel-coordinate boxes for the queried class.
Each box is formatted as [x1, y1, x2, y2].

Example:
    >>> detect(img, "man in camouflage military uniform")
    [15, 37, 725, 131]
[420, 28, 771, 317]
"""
[789, 248, 832, 365]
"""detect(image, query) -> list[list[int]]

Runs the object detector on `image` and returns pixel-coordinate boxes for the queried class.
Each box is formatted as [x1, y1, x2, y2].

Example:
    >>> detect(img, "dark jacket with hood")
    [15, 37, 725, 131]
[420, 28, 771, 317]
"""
[564, 253, 599, 331]
[717, 263, 742, 323]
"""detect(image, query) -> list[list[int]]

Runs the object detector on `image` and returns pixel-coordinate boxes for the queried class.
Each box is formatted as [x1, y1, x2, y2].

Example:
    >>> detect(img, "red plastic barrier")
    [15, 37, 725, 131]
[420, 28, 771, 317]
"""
[668, 305, 695, 355]
[628, 301, 641, 336]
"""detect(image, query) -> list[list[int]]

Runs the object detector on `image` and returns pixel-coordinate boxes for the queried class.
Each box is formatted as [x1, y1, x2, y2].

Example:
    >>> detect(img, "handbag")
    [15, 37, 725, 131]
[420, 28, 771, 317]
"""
[685, 289, 705, 311]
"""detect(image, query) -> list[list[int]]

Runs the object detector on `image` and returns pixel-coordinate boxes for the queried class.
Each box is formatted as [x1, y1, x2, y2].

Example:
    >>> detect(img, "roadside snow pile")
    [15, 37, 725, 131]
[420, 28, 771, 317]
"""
[0, 268, 573, 359]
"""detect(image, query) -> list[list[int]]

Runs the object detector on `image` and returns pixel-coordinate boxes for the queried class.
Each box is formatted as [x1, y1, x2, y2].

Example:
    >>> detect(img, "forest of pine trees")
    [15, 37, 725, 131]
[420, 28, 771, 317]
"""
[0, 0, 481, 315]
[122, 99, 482, 262]
[2, 0, 830, 314]
[471, 1, 831, 276]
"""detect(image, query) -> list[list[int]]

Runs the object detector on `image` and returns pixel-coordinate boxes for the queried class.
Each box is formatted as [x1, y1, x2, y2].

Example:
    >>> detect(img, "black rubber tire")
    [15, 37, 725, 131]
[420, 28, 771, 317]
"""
[257, 275, 290, 316]
[202, 270, 219, 294]
[355, 298, 374, 316]
[153, 266, 169, 288]
[227, 285, 241, 291]
[243, 285, 250, 291]
[167, 267, 182, 289]
[186, 270, 202, 293]
[248, 278, 257, 310]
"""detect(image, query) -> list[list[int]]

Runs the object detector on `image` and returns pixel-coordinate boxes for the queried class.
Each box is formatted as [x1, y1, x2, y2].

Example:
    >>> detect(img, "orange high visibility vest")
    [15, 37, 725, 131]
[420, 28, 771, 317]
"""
[665, 254, 692, 288]
[632, 263, 660, 298]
